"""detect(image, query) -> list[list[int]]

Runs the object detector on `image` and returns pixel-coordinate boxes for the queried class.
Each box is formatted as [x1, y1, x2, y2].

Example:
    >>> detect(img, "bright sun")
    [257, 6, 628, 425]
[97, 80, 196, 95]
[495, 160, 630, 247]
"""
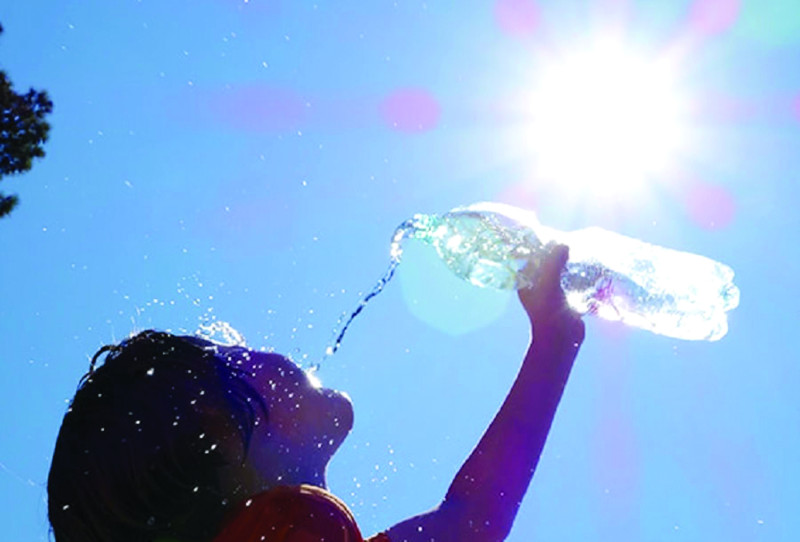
[524, 38, 688, 199]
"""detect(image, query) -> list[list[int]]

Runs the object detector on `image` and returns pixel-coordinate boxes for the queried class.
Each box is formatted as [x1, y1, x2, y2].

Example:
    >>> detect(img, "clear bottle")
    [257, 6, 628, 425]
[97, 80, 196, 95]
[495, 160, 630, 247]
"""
[392, 202, 740, 341]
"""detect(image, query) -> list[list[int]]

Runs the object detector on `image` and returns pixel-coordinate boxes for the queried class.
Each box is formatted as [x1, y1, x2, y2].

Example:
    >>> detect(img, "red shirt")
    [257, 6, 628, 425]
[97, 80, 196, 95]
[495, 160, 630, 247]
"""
[213, 485, 390, 542]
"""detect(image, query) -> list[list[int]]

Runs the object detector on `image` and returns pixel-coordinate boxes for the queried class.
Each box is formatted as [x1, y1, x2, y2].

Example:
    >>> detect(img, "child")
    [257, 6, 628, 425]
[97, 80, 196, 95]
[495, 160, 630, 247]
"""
[47, 246, 584, 541]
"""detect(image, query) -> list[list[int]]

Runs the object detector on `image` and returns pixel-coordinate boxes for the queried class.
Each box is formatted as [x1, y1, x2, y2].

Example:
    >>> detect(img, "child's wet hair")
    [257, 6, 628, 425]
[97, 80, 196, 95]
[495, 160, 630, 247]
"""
[47, 330, 267, 542]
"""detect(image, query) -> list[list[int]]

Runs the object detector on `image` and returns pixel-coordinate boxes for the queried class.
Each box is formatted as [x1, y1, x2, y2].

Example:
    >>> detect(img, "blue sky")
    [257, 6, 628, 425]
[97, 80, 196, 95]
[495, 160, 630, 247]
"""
[1, 1, 799, 541]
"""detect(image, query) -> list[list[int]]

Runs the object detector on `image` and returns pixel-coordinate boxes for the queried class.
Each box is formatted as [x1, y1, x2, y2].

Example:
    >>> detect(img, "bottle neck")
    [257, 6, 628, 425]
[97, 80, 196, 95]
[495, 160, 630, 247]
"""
[390, 213, 441, 261]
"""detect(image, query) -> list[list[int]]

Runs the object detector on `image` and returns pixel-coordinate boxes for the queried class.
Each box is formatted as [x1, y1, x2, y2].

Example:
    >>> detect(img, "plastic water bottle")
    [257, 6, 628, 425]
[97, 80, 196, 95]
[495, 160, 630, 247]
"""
[392, 202, 740, 341]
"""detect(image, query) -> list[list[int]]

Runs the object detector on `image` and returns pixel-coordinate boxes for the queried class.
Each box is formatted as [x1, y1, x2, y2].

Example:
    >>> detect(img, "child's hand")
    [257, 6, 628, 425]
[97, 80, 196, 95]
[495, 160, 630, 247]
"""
[384, 244, 587, 542]
[518, 244, 585, 348]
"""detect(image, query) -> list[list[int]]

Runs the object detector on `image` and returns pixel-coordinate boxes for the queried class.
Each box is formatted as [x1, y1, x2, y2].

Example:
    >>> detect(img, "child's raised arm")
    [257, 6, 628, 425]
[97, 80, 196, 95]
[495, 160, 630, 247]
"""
[383, 245, 585, 542]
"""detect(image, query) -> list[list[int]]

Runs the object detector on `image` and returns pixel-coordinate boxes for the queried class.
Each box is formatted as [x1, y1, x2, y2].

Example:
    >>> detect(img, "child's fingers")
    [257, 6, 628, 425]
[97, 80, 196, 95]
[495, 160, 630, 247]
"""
[539, 244, 569, 288]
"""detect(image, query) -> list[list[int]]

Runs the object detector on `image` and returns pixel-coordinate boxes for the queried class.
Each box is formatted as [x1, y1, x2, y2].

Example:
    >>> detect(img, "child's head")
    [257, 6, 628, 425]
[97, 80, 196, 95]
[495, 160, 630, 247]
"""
[47, 330, 353, 542]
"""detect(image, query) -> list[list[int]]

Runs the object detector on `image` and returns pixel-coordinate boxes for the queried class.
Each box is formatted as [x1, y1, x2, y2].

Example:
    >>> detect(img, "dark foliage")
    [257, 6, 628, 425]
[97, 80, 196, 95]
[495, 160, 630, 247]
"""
[0, 23, 54, 219]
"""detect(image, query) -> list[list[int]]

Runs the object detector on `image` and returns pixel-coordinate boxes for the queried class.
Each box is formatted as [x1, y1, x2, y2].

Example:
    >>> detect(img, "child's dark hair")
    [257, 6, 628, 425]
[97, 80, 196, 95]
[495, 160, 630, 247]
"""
[47, 330, 268, 542]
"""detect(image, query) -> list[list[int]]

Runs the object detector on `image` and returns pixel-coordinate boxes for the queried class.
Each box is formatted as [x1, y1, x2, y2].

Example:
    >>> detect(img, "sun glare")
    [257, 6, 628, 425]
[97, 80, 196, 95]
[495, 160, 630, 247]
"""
[525, 39, 688, 200]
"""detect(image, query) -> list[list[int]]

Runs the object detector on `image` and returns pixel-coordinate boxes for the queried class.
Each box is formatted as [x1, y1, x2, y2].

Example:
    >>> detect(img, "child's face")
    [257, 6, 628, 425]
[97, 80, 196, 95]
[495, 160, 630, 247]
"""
[216, 345, 354, 487]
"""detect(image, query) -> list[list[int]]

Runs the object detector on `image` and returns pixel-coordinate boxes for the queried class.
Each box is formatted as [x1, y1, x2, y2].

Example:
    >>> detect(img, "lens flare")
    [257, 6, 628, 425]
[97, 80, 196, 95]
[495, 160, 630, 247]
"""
[683, 180, 737, 230]
[380, 88, 441, 133]
[688, 0, 741, 36]
[494, 0, 540, 37]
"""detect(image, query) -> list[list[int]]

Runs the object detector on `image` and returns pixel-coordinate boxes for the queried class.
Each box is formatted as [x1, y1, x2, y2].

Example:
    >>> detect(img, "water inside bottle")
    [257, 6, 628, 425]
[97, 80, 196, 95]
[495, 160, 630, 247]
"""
[559, 227, 741, 341]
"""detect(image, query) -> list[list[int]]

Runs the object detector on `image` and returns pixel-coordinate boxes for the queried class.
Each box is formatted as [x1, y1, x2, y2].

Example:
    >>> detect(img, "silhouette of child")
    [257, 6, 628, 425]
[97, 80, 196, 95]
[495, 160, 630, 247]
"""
[47, 245, 584, 542]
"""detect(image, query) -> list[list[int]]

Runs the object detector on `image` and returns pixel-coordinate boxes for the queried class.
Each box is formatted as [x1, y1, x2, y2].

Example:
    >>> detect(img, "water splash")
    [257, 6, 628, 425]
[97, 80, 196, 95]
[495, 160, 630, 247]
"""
[324, 220, 419, 358]
[196, 320, 247, 346]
